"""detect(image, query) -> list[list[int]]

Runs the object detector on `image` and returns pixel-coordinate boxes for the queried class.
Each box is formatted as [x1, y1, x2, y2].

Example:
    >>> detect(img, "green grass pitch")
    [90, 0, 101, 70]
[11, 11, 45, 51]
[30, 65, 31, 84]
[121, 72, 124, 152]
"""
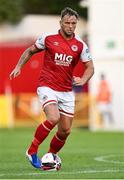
[0, 127, 124, 179]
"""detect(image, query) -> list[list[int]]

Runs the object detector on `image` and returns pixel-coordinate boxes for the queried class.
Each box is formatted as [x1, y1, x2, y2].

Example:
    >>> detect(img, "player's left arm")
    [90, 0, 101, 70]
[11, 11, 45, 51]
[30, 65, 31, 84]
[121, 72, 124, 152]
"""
[73, 40, 94, 86]
[73, 60, 94, 86]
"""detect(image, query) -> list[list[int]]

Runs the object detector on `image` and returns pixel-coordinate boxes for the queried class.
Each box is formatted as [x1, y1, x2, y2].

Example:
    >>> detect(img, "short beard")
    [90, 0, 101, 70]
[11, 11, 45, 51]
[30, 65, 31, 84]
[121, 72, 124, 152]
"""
[62, 29, 73, 38]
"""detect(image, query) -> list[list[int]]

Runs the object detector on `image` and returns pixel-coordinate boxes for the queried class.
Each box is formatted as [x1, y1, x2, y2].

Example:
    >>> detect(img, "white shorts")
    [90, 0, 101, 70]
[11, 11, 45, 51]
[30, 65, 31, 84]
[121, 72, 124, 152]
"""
[97, 102, 112, 113]
[37, 87, 75, 117]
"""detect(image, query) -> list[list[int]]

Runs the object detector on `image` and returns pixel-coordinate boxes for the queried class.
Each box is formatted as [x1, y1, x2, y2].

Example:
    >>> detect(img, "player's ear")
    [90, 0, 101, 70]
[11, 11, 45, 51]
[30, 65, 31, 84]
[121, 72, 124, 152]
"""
[59, 20, 62, 27]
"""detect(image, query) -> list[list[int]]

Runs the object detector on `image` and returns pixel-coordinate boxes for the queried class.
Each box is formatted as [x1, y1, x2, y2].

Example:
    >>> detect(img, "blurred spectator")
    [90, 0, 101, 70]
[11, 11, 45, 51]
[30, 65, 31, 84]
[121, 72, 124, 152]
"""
[97, 73, 114, 128]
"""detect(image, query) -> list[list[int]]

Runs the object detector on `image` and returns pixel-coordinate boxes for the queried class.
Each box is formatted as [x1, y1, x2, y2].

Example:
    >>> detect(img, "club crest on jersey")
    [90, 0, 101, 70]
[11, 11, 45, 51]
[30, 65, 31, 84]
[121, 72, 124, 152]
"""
[71, 45, 78, 52]
[54, 53, 73, 66]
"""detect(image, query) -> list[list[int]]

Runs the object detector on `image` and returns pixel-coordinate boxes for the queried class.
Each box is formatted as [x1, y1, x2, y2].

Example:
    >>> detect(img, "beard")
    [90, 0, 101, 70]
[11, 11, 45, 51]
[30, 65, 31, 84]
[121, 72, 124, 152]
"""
[62, 29, 74, 37]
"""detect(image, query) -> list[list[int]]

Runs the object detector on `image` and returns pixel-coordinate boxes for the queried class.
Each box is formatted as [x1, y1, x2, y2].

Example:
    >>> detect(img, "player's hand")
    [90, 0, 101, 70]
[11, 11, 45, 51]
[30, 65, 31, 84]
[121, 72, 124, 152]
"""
[73, 76, 83, 86]
[9, 66, 21, 80]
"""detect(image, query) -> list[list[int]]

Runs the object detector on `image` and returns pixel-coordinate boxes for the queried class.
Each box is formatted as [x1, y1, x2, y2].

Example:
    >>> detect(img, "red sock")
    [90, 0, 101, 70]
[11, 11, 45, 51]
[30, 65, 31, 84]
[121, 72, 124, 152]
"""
[48, 132, 68, 154]
[28, 120, 55, 155]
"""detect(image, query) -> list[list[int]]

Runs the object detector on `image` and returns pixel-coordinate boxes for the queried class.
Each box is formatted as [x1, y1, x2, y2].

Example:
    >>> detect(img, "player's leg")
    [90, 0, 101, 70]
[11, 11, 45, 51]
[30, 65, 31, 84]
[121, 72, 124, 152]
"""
[48, 90, 75, 154]
[26, 103, 60, 168]
[48, 114, 73, 153]
[107, 104, 114, 124]
[26, 87, 60, 168]
[28, 103, 60, 154]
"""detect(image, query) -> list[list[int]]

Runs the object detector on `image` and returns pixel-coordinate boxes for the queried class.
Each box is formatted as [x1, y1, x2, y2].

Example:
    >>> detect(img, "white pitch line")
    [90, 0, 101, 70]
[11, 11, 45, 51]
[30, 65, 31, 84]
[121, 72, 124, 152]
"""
[94, 154, 124, 164]
[0, 169, 124, 177]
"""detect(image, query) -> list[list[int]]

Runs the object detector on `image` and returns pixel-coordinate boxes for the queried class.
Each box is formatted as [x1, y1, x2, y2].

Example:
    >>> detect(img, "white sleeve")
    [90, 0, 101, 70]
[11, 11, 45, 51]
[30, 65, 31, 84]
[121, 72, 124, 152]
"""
[80, 42, 92, 62]
[35, 34, 46, 50]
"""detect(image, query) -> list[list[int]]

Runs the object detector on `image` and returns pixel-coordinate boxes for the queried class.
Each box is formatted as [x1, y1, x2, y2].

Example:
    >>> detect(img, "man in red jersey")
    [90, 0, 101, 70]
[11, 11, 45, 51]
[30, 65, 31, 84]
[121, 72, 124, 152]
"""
[10, 7, 94, 169]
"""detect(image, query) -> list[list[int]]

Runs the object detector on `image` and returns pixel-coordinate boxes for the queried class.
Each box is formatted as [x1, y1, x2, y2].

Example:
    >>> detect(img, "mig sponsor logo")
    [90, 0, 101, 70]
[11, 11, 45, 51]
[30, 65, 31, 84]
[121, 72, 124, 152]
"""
[54, 53, 73, 66]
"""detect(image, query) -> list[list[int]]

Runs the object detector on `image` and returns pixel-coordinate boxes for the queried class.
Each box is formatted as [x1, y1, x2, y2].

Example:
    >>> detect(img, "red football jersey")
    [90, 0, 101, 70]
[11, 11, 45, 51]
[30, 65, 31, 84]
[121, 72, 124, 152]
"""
[35, 31, 92, 91]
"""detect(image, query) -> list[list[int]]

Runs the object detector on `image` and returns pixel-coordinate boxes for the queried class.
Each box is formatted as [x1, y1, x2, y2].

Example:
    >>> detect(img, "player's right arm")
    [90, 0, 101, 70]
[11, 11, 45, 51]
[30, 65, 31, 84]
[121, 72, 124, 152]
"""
[10, 45, 42, 79]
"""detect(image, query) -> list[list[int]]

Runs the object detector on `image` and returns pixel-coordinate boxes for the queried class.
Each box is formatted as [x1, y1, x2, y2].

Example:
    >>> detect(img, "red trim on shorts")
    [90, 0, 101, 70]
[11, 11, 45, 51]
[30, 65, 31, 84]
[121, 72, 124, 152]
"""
[42, 100, 57, 109]
[59, 109, 74, 116]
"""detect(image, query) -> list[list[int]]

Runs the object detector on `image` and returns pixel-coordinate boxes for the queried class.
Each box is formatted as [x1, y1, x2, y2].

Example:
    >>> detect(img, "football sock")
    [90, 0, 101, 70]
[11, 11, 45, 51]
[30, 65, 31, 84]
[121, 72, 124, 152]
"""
[28, 120, 55, 155]
[48, 131, 69, 154]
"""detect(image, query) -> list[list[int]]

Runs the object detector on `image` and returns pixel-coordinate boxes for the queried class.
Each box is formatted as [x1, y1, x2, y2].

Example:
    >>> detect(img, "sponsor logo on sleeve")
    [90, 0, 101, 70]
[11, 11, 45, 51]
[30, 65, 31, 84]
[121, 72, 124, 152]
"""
[86, 48, 89, 53]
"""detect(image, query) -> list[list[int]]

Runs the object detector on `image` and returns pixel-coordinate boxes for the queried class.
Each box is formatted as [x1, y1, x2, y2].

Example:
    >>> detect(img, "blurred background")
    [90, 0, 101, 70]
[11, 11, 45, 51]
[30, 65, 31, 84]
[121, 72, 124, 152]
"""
[0, 0, 124, 131]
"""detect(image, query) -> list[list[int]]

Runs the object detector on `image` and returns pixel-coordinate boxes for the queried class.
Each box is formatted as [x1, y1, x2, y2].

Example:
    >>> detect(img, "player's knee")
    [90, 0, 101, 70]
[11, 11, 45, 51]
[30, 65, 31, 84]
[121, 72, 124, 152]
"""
[49, 114, 60, 124]
[65, 129, 71, 137]
[64, 128, 71, 136]
[58, 128, 71, 140]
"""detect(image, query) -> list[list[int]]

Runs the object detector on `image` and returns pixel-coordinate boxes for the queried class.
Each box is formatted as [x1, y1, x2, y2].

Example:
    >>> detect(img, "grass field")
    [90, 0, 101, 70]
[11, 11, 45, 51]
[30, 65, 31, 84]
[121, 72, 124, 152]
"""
[0, 127, 124, 179]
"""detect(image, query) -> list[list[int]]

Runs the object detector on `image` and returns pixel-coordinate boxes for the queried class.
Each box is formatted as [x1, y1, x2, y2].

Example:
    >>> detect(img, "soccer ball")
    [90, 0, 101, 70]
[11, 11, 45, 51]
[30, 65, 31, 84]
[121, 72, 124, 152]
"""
[41, 153, 61, 171]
